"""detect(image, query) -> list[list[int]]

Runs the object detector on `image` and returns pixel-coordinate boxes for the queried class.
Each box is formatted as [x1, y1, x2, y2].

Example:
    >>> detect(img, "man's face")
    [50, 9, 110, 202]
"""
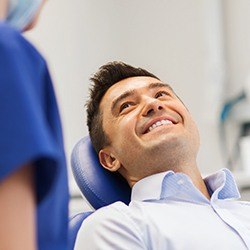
[99, 76, 200, 181]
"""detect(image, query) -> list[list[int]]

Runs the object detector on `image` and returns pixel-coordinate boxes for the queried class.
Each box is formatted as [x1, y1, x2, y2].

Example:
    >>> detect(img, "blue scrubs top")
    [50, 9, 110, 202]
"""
[0, 22, 69, 250]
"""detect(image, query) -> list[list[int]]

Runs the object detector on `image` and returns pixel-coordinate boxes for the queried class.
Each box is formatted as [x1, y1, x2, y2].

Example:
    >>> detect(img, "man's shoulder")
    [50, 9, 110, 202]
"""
[85, 202, 131, 223]
[80, 201, 144, 232]
[75, 202, 147, 249]
[80, 201, 147, 237]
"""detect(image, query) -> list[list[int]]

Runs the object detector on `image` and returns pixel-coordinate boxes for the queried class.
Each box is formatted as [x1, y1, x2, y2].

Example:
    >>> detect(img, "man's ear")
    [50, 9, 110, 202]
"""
[99, 148, 121, 172]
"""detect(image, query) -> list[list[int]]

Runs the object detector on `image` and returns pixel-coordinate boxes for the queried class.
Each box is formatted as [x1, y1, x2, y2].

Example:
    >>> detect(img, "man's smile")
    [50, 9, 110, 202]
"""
[142, 115, 178, 134]
[148, 119, 173, 132]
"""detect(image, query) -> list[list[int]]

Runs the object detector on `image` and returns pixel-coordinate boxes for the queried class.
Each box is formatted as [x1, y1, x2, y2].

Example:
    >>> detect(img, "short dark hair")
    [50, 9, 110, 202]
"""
[86, 61, 160, 153]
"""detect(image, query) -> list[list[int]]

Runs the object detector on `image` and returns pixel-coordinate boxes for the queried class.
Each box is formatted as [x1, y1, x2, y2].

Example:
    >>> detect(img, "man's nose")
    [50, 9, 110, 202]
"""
[141, 98, 164, 117]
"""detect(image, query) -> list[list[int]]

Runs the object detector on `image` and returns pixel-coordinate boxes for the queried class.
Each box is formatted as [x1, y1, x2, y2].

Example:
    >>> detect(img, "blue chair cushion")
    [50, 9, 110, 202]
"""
[68, 211, 93, 250]
[71, 136, 131, 210]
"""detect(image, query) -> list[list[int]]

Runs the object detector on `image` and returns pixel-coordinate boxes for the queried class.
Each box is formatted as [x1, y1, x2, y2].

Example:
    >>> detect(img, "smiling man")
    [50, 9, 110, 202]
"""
[75, 61, 250, 249]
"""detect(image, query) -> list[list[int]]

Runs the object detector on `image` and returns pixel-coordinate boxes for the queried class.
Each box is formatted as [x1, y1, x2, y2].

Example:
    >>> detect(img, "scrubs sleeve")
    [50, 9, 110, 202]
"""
[0, 26, 61, 203]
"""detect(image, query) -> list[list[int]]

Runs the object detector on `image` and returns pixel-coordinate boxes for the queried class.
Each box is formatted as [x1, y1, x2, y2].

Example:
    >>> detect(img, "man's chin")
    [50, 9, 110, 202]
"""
[143, 133, 181, 153]
[143, 129, 179, 143]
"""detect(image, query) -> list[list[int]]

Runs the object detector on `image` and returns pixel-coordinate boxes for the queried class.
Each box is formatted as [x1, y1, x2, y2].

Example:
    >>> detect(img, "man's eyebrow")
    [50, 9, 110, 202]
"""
[111, 82, 173, 114]
[111, 89, 136, 114]
[148, 82, 173, 91]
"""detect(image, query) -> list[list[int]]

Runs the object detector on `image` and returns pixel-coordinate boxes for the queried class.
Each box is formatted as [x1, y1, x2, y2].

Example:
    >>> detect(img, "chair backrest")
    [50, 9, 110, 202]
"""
[68, 211, 93, 250]
[71, 136, 131, 210]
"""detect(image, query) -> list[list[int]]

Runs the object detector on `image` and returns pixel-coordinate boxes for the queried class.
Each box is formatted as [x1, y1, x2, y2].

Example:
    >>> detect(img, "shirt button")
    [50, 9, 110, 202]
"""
[177, 179, 184, 185]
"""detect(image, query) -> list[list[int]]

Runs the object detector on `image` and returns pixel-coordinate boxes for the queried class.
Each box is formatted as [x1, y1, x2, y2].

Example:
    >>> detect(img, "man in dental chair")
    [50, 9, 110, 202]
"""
[75, 61, 250, 249]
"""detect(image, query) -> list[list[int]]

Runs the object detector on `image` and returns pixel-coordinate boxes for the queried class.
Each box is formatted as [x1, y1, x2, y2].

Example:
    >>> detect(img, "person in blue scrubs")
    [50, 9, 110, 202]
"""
[0, 1, 69, 249]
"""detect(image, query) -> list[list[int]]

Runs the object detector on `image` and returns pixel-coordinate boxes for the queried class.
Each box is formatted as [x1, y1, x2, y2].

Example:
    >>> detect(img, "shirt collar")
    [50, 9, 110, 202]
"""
[204, 168, 240, 200]
[131, 168, 240, 203]
[131, 171, 169, 201]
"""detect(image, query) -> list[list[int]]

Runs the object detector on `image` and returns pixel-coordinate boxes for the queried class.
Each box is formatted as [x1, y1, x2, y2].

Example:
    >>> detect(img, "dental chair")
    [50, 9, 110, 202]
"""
[69, 136, 131, 249]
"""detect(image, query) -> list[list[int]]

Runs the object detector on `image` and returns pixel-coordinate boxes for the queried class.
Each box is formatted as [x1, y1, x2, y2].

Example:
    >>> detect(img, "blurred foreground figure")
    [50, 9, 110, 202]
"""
[0, 1, 69, 249]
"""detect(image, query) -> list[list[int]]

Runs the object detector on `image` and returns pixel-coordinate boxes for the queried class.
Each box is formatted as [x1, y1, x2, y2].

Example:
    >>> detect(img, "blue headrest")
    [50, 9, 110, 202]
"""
[71, 136, 131, 210]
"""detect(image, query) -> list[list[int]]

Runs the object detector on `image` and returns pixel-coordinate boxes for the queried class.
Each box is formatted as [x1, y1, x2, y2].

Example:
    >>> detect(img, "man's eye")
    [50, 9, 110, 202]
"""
[119, 102, 132, 113]
[155, 91, 168, 98]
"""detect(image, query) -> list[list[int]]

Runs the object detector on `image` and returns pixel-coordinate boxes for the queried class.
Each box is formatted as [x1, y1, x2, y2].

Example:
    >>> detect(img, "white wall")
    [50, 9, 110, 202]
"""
[223, 0, 250, 96]
[25, 0, 250, 208]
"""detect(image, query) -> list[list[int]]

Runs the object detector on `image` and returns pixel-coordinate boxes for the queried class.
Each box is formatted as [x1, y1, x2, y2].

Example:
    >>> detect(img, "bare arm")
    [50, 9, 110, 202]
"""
[0, 164, 36, 250]
[0, 0, 8, 20]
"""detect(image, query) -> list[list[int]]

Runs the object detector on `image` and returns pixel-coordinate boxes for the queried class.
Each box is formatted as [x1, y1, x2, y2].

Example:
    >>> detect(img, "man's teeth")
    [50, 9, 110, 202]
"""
[148, 119, 173, 132]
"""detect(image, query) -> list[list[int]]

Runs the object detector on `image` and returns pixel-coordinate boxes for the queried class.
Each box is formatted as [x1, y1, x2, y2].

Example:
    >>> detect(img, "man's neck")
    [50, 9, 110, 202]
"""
[124, 158, 211, 200]
[128, 164, 211, 200]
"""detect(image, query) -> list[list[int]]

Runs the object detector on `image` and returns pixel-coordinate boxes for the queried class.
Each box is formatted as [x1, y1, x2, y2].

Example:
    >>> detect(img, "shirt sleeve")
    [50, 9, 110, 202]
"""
[74, 203, 147, 250]
[0, 25, 61, 202]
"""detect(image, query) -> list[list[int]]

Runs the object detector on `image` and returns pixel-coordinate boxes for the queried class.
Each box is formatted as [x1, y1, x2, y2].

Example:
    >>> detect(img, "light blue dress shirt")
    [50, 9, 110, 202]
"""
[75, 169, 250, 249]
